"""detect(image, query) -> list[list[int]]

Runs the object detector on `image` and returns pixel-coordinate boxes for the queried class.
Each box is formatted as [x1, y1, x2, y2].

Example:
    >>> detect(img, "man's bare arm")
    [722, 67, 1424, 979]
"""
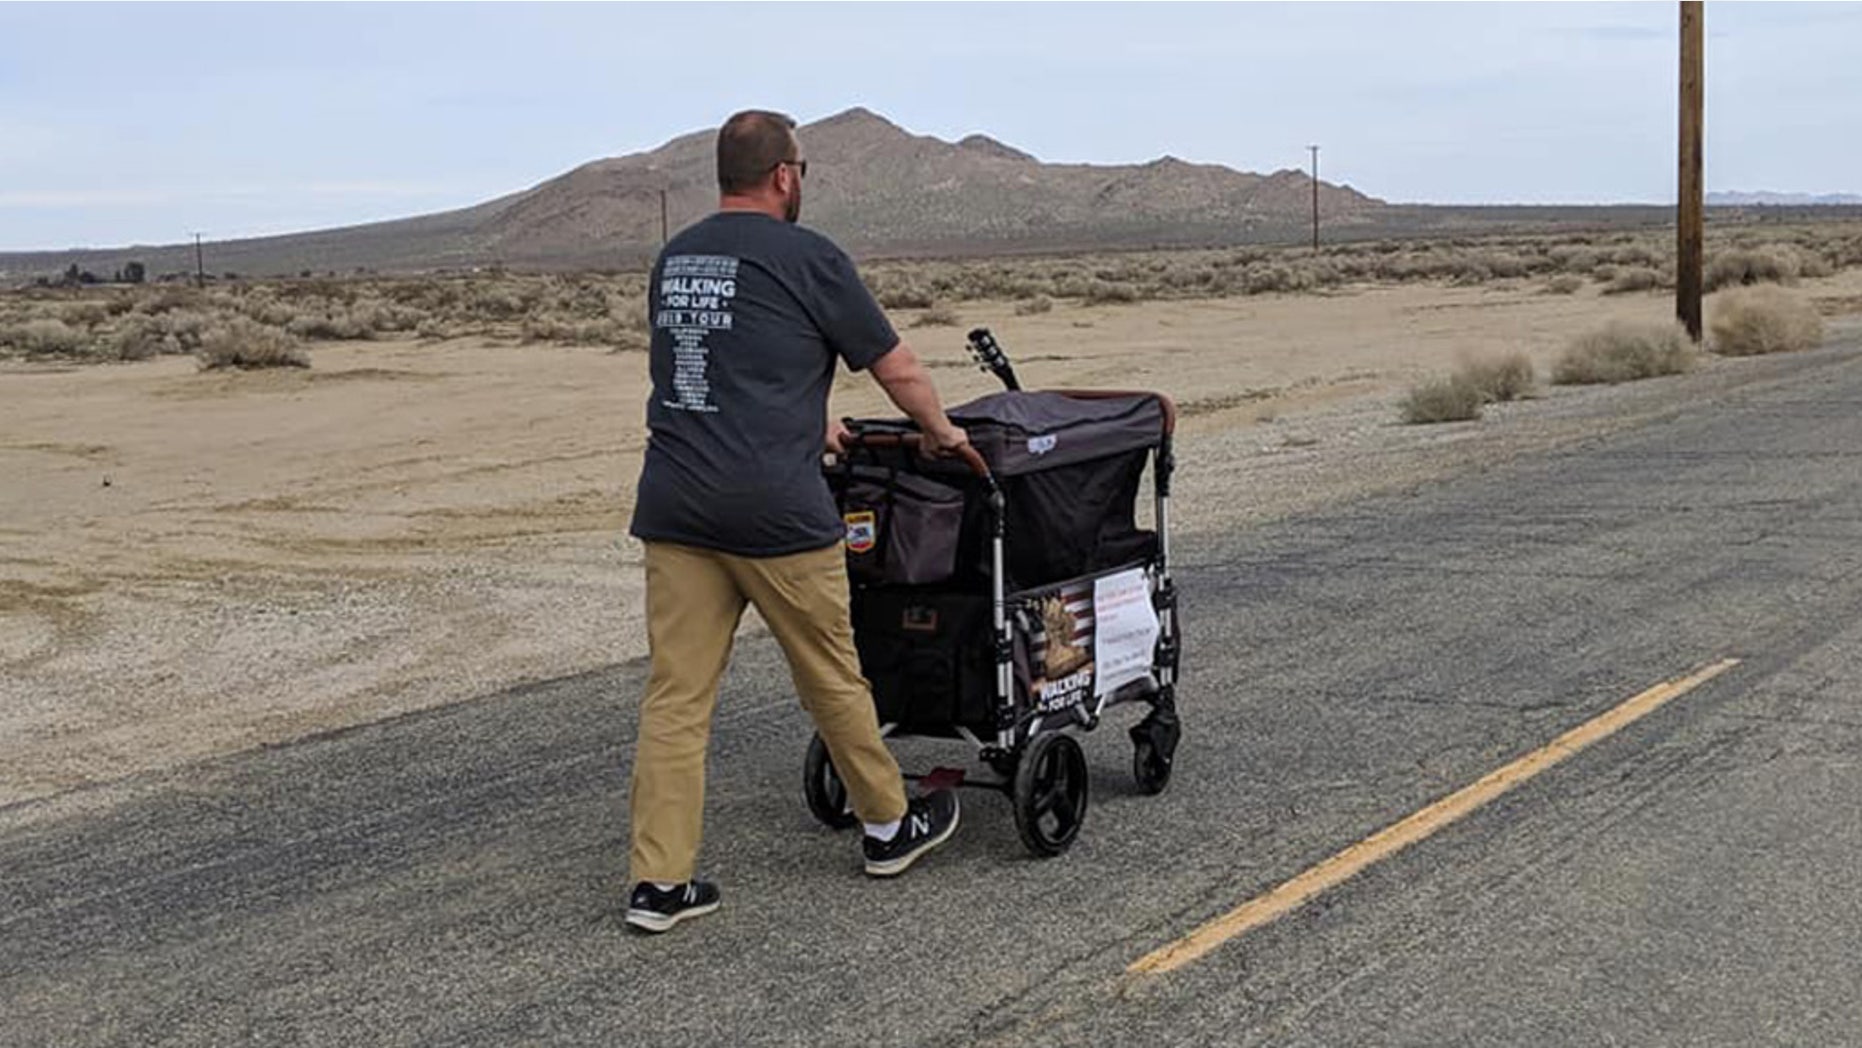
[869, 341, 969, 456]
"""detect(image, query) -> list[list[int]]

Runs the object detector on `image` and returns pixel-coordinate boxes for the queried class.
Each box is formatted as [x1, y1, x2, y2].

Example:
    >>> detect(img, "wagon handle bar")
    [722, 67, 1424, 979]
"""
[842, 431, 994, 482]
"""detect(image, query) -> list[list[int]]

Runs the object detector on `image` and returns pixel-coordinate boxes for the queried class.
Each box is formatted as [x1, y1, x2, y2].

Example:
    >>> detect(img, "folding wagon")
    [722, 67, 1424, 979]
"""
[802, 329, 1182, 857]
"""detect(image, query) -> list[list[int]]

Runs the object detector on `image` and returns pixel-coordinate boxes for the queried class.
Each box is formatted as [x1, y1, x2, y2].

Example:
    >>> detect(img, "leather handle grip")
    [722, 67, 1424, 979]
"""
[843, 432, 992, 480]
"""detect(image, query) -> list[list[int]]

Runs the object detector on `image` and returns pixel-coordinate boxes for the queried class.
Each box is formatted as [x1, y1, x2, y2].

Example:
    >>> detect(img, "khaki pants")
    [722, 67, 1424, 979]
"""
[629, 540, 908, 884]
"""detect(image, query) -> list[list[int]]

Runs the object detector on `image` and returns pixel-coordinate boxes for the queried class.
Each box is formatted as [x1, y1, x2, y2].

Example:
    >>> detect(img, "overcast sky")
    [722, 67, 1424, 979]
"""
[2, 2, 1858, 251]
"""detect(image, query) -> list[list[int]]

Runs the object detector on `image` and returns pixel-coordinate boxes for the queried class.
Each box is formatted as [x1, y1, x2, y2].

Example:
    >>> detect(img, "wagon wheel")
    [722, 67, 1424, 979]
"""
[1013, 732, 1089, 857]
[1132, 736, 1173, 795]
[1130, 704, 1181, 796]
[803, 734, 858, 830]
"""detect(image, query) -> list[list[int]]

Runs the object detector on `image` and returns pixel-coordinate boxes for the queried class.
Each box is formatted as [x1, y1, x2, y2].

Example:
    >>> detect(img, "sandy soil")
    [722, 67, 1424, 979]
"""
[5, 274, 1862, 809]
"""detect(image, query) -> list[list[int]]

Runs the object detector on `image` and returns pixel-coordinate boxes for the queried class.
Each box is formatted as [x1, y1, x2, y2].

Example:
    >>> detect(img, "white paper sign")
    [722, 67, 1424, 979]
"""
[1093, 568, 1159, 698]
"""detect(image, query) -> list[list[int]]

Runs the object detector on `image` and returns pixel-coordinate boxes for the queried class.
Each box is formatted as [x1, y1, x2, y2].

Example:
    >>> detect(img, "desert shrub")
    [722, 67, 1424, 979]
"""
[238, 296, 300, 327]
[1553, 320, 1696, 384]
[1548, 245, 1600, 272]
[1483, 253, 1531, 279]
[1607, 244, 1663, 268]
[415, 319, 458, 342]
[1243, 264, 1304, 295]
[2, 317, 85, 356]
[1014, 295, 1054, 316]
[1082, 280, 1141, 305]
[1709, 286, 1824, 356]
[606, 330, 651, 353]
[107, 315, 173, 360]
[878, 284, 935, 310]
[137, 288, 194, 315]
[1399, 375, 1485, 424]
[1456, 352, 1536, 402]
[520, 314, 640, 346]
[1543, 274, 1584, 295]
[1798, 252, 1835, 279]
[468, 285, 529, 320]
[911, 304, 962, 327]
[196, 317, 309, 370]
[287, 311, 371, 340]
[1704, 247, 1799, 292]
[59, 301, 110, 328]
[159, 309, 213, 351]
[1603, 266, 1664, 295]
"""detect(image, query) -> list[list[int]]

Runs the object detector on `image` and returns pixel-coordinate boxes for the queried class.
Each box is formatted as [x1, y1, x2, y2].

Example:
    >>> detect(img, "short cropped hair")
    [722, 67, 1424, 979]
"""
[717, 110, 799, 195]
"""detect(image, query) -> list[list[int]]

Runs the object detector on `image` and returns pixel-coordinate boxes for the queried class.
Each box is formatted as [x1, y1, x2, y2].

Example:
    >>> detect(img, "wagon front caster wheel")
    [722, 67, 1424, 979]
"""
[803, 733, 858, 830]
[1013, 732, 1089, 857]
[1132, 737, 1173, 795]
[1130, 708, 1180, 796]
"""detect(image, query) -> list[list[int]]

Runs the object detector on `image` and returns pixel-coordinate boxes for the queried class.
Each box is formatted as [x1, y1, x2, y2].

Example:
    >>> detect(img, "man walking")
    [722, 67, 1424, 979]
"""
[624, 110, 968, 933]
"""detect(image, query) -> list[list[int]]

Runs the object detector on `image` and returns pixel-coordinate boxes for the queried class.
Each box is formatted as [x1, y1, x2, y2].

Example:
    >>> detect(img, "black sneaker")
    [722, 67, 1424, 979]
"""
[624, 880, 721, 933]
[863, 790, 960, 877]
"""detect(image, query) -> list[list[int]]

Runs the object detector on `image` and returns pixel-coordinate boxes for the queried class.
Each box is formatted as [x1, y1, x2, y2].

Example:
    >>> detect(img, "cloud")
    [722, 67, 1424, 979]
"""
[1559, 24, 1669, 43]
[0, 181, 468, 209]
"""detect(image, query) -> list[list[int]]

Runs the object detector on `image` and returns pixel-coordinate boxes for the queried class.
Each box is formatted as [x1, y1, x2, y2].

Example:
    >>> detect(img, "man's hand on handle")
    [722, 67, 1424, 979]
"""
[920, 420, 971, 460]
[868, 340, 969, 461]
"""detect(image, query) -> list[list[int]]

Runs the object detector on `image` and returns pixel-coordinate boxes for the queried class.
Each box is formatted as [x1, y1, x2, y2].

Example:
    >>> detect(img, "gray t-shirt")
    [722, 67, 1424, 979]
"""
[629, 212, 899, 556]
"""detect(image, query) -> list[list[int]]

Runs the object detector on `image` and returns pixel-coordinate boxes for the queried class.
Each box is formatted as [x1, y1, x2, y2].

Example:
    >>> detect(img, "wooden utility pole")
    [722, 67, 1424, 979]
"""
[1308, 145, 1321, 250]
[1677, 1, 1704, 341]
[191, 233, 206, 288]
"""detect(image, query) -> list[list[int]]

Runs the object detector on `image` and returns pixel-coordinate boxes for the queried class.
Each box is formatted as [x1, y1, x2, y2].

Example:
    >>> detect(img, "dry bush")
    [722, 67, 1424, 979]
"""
[1709, 286, 1824, 356]
[878, 284, 936, 311]
[1082, 280, 1142, 305]
[159, 309, 213, 352]
[911, 304, 962, 328]
[607, 329, 650, 353]
[1543, 274, 1583, 295]
[1603, 266, 1665, 295]
[107, 315, 171, 360]
[196, 317, 309, 370]
[1704, 247, 1799, 292]
[1553, 320, 1696, 385]
[2, 318, 85, 356]
[1014, 295, 1053, 316]
[1456, 352, 1536, 402]
[1399, 375, 1485, 424]
[287, 311, 369, 340]
[60, 301, 111, 328]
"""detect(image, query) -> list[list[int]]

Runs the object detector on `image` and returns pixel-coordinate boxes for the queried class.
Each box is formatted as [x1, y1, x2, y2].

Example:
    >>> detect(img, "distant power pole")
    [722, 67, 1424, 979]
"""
[192, 232, 205, 289]
[659, 189, 669, 247]
[1677, 1, 1705, 341]
[1307, 145, 1321, 251]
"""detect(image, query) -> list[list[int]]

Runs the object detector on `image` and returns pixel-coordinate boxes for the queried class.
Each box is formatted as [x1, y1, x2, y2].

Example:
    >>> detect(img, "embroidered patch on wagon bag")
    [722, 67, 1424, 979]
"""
[843, 510, 877, 553]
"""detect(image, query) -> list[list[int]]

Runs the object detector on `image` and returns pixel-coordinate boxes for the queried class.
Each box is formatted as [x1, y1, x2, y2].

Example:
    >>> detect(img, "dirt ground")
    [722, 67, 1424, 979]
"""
[5, 273, 1862, 809]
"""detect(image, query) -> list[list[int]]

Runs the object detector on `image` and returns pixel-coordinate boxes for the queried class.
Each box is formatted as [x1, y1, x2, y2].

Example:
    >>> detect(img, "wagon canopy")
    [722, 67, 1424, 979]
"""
[946, 391, 1168, 476]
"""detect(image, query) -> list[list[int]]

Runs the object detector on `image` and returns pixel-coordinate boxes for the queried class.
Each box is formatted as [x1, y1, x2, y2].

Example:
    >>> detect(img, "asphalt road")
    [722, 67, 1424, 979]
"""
[7, 340, 1862, 1047]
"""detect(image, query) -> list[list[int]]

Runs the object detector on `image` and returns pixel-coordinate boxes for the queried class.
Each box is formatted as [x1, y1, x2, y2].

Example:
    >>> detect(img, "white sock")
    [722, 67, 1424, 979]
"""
[864, 819, 901, 842]
[651, 881, 680, 892]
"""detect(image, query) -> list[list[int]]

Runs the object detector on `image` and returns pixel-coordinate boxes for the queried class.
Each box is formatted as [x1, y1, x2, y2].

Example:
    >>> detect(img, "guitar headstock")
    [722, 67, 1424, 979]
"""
[965, 328, 1021, 391]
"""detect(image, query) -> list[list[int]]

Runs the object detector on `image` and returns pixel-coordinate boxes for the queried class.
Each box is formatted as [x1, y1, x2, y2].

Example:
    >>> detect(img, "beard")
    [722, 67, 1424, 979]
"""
[783, 182, 802, 224]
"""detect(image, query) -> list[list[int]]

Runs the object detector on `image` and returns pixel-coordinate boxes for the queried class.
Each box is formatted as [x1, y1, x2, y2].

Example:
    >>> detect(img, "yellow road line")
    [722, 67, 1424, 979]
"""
[1129, 657, 1742, 976]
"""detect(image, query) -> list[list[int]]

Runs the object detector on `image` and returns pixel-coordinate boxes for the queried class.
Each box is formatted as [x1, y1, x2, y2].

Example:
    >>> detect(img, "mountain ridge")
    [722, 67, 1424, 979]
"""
[0, 107, 1382, 278]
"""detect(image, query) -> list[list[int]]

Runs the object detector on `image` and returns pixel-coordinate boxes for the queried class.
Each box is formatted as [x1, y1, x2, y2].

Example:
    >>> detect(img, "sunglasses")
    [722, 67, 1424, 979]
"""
[771, 158, 809, 180]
